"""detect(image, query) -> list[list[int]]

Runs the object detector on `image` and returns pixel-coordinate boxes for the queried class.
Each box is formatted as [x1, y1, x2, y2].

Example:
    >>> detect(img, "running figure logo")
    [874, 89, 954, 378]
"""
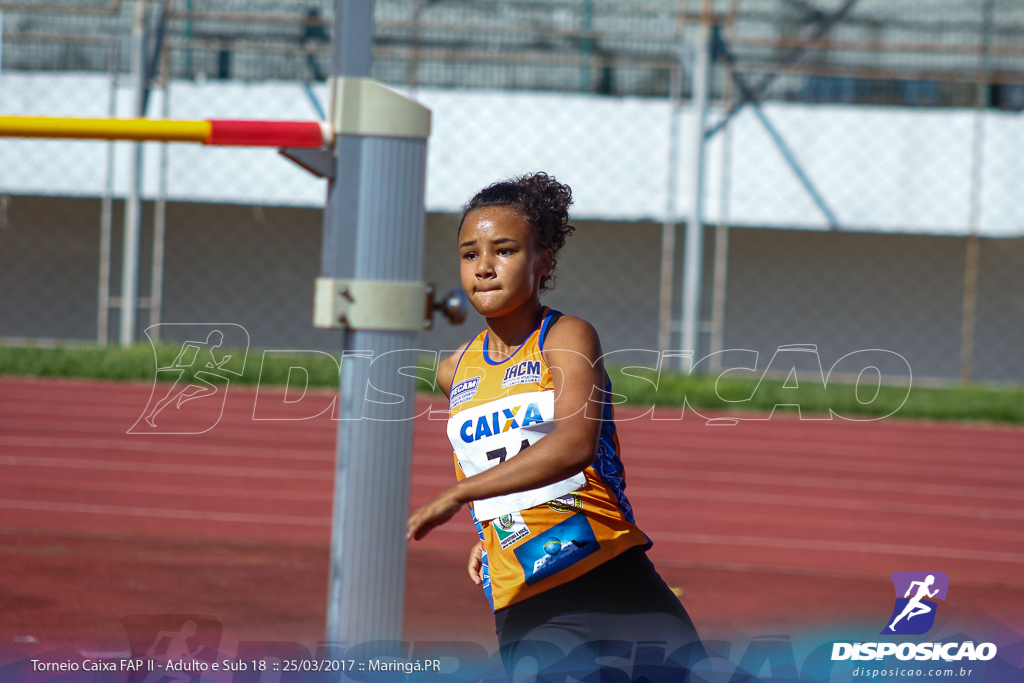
[120, 614, 221, 683]
[881, 571, 949, 635]
[129, 324, 249, 435]
[140, 619, 206, 683]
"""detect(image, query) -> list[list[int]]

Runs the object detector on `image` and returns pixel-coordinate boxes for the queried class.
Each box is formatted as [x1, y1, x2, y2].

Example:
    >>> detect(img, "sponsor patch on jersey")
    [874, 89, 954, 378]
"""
[493, 511, 531, 549]
[457, 402, 546, 444]
[450, 376, 481, 408]
[501, 360, 542, 388]
[546, 491, 583, 513]
[514, 513, 598, 585]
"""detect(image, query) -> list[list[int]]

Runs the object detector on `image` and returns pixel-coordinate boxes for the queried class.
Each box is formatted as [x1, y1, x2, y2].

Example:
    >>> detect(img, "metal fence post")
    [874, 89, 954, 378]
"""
[960, 0, 994, 384]
[680, 19, 712, 364]
[658, 33, 685, 360]
[98, 42, 118, 345]
[119, 0, 147, 346]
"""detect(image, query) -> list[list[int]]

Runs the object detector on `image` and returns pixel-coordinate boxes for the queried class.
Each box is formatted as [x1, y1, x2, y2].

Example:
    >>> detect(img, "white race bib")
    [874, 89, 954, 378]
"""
[447, 389, 585, 522]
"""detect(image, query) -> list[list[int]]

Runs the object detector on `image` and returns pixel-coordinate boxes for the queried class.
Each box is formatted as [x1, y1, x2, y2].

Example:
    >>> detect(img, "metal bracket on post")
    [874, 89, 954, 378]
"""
[279, 147, 336, 179]
[280, 78, 430, 179]
[329, 77, 431, 139]
[314, 277, 467, 331]
[314, 278, 427, 331]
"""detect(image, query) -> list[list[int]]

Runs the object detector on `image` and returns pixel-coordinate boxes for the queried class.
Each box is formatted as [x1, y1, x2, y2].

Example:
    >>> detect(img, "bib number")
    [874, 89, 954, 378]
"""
[487, 439, 530, 465]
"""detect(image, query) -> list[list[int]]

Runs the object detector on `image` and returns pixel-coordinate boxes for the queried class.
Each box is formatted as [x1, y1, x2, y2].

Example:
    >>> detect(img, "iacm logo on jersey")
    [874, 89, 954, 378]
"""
[501, 360, 542, 388]
[459, 402, 545, 443]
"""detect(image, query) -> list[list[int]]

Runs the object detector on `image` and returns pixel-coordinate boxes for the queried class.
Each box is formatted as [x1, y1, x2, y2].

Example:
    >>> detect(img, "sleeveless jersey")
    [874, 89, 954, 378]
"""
[446, 307, 650, 611]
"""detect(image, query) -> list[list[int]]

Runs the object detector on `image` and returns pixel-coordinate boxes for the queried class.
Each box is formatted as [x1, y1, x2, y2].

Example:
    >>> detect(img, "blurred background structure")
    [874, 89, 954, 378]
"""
[1, 0, 1023, 384]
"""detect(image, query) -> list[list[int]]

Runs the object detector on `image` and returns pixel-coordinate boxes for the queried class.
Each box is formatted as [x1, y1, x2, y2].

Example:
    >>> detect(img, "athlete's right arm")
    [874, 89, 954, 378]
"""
[435, 342, 471, 398]
[467, 541, 484, 586]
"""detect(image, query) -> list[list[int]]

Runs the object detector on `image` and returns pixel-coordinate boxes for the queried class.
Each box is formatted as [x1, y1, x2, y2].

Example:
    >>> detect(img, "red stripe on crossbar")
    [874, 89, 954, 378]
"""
[206, 120, 325, 148]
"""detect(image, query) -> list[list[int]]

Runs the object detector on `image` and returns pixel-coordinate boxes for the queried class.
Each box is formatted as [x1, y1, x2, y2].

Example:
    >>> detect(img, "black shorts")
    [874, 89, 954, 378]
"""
[494, 546, 705, 681]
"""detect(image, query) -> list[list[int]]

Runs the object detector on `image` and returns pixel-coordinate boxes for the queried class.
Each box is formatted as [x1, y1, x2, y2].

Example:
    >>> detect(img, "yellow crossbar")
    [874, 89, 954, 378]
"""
[0, 116, 212, 143]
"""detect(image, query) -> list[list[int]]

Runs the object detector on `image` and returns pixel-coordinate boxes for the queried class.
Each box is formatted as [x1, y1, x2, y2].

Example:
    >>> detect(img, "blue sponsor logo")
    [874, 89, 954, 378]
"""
[459, 402, 545, 443]
[514, 513, 598, 585]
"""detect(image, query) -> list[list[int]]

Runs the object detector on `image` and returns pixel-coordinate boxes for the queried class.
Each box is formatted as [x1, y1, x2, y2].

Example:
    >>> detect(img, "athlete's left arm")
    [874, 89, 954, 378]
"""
[407, 315, 604, 541]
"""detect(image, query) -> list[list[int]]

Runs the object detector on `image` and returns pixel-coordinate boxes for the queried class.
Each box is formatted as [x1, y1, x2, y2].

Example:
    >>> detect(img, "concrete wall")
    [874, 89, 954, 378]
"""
[1, 196, 1021, 383]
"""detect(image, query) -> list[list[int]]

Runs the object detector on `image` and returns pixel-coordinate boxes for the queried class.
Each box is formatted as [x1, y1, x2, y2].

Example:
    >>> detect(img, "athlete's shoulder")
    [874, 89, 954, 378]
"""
[541, 313, 602, 360]
[436, 339, 474, 397]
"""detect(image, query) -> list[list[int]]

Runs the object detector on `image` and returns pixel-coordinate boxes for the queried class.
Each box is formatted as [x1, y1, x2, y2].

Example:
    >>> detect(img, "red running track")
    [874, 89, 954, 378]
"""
[1, 376, 1022, 655]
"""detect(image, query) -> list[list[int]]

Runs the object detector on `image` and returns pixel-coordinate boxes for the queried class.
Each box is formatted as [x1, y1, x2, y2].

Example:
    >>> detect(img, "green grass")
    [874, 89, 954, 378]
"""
[1, 344, 1022, 424]
[607, 368, 1024, 424]
[0, 344, 343, 387]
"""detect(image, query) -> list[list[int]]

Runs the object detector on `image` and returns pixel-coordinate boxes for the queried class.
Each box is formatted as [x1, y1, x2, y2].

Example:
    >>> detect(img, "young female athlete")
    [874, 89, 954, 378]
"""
[407, 173, 702, 678]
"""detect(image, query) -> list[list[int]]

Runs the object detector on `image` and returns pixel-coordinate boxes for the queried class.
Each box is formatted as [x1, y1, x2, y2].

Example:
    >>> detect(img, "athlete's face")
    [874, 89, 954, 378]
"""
[458, 207, 552, 318]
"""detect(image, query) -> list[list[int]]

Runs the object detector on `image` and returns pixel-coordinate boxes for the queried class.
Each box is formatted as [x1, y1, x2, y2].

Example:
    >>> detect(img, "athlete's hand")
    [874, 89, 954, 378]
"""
[406, 487, 464, 541]
[467, 541, 484, 585]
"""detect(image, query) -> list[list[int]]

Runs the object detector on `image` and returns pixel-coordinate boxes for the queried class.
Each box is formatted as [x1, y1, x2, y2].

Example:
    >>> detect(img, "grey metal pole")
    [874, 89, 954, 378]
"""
[98, 42, 118, 345]
[657, 8, 687, 359]
[708, 145, 731, 371]
[680, 21, 711, 364]
[709, 19, 736, 372]
[150, 46, 170, 337]
[959, 0, 993, 384]
[324, 0, 428, 658]
[658, 60, 681, 357]
[119, 0, 147, 346]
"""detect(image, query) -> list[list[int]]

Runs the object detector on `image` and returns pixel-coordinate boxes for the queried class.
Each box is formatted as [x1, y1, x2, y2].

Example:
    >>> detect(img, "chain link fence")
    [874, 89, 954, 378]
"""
[1, 0, 1022, 384]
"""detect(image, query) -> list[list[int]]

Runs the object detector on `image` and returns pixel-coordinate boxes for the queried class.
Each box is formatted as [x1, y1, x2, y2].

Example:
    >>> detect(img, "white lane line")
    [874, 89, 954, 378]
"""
[655, 531, 1024, 564]
[632, 486, 1024, 521]
[0, 435, 333, 463]
[0, 499, 330, 527]
[2, 418, 335, 446]
[0, 454, 325, 480]
[1, 474, 332, 502]
[626, 466, 1024, 500]
[613, 443, 1024, 480]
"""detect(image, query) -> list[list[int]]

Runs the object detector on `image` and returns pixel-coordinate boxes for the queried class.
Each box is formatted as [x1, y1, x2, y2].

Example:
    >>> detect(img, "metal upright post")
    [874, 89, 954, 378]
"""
[323, 0, 431, 659]
[709, 1, 739, 372]
[657, 6, 687, 358]
[580, 0, 594, 92]
[960, 0, 994, 384]
[150, 44, 171, 337]
[98, 43, 118, 345]
[680, 18, 711, 364]
[120, 0, 147, 345]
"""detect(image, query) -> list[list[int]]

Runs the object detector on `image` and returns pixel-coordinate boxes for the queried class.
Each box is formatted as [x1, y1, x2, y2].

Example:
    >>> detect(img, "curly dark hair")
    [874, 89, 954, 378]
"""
[459, 172, 576, 292]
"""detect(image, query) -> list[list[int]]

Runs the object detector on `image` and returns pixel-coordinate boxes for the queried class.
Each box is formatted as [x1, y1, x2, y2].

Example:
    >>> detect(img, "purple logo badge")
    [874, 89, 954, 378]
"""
[881, 571, 949, 635]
